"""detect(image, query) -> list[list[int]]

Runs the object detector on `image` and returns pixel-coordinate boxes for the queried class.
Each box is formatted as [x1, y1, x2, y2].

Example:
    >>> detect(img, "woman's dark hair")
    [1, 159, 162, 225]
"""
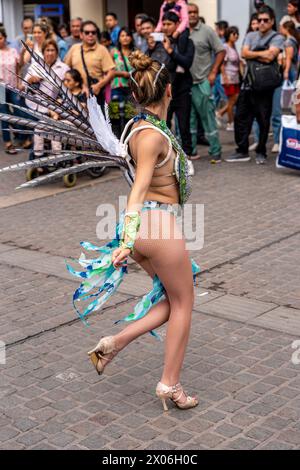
[117, 28, 134, 75]
[41, 38, 59, 55]
[254, 0, 265, 11]
[99, 31, 111, 42]
[162, 11, 180, 23]
[117, 27, 134, 51]
[33, 21, 51, 38]
[224, 26, 239, 43]
[257, 5, 277, 31]
[129, 50, 171, 106]
[247, 13, 259, 33]
[288, 0, 300, 22]
[282, 20, 300, 44]
[215, 20, 229, 31]
[0, 27, 7, 38]
[58, 23, 69, 35]
[65, 68, 83, 88]
[289, 0, 300, 9]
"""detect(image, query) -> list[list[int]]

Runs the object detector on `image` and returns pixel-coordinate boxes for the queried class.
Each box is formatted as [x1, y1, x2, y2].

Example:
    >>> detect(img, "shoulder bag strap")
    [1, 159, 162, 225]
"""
[81, 46, 92, 88]
[264, 32, 279, 49]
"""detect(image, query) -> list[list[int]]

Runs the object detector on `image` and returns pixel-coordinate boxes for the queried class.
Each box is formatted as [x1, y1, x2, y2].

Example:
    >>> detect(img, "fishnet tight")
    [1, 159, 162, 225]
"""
[115, 209, 195, 387]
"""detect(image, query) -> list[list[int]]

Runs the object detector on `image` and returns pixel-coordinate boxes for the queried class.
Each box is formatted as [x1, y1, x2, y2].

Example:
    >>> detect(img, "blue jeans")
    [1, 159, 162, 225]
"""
[0, 88, 28, 143]
[271, 85, 282, 145]
[213, 74, 227, 108]
[252, 119, 260, 144]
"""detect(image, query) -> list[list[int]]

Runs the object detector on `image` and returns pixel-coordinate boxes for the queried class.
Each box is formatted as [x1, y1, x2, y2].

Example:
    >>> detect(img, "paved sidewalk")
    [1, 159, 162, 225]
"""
[1, 275, 300, 450]
[1, 133, 300, 450]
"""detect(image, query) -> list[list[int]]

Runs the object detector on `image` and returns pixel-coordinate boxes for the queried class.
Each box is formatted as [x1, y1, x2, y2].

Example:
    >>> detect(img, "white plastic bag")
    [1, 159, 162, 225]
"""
[281, 80, 296, 110]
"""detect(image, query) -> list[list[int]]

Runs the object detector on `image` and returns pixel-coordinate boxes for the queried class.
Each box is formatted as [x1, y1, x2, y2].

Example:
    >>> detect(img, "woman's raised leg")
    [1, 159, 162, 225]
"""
[95, 210, 195, 400]
[98, 253, 171, 369]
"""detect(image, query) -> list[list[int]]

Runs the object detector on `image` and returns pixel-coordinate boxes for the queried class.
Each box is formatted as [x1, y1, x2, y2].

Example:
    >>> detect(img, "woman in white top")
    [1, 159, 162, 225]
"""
[25, 39, 69, 157]
[22, 21, 50, 66]
[280, 1, 300, 29]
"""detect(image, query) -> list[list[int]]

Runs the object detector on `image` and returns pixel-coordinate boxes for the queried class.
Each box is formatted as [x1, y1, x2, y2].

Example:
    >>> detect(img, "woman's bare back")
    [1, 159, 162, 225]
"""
[129, 120, 179, 205]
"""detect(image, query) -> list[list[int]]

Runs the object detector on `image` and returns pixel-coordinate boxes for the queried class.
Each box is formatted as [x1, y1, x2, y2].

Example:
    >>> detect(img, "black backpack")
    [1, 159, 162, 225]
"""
[246, 32, 283, 92]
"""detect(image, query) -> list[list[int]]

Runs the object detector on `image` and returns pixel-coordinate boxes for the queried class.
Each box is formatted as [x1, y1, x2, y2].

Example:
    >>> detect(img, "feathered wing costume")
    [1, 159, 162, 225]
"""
[0, 43, 200, 338]
[0, 41, 135, 189]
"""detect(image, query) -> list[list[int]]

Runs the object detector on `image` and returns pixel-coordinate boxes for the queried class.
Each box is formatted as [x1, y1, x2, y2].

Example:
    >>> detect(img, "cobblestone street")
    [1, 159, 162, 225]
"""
[1, 132, 300, 450]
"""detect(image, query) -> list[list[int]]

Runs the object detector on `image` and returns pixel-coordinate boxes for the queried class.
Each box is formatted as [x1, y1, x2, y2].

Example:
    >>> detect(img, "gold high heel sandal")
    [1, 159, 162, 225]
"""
[88, 336, 118, 375]
[156, 382, 199, 411]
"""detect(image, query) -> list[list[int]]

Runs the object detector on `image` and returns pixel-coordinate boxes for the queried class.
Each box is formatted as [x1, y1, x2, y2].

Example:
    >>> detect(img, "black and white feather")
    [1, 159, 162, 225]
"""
[0, 43, 135, 188]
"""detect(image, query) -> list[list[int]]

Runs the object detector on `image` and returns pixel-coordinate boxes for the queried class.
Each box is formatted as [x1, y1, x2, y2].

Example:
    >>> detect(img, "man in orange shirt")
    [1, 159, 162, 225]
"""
[65, 20, 115, 106]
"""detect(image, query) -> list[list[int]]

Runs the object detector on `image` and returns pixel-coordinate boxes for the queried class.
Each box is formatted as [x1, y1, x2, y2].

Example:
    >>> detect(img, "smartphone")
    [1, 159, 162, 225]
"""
[27, 34, 33, 41]
[151, 32, 164, 42]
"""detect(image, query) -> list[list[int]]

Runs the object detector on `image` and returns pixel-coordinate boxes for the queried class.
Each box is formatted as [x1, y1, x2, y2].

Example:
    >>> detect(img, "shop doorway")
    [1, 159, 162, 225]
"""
[127, 0, 162, 29]
[23, 0, 70, 29]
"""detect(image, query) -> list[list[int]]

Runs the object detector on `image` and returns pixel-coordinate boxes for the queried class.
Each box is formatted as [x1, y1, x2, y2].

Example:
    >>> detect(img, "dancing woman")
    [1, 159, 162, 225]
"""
[0, 46, 199, 412]
[87, 50, 199, 411]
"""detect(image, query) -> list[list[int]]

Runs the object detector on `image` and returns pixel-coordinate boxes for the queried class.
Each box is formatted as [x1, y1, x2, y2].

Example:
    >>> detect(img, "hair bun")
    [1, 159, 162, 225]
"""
[129, 50, 153, 71]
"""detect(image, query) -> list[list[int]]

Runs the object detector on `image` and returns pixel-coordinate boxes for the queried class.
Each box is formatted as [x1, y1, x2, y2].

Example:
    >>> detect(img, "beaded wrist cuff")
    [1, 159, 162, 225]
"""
[120, 211, 141, 253]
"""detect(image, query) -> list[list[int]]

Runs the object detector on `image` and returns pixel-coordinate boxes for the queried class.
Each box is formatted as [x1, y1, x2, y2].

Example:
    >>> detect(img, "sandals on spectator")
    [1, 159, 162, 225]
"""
[21, 139, 32, 150]
[4, 143, 18, 154]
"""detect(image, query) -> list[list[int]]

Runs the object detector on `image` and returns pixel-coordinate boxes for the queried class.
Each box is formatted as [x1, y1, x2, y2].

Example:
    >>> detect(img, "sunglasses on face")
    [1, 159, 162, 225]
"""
[258, 18, 270, 23]
[83, 30, 97, 35]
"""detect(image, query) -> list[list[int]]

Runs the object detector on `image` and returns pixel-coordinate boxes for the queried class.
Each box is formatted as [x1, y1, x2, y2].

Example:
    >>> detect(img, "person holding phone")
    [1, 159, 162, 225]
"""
[148, 11, 194, 158]
[160, 11, 194, 157]
[133, 13, 148, 52]
[12, 17, 33, 54]
[147, 31, 170, 65]
[140, 16, 157, 45]
[22, 21, 51, 66]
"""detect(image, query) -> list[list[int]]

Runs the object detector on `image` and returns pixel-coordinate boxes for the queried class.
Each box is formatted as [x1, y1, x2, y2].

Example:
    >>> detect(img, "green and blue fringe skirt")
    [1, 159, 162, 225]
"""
[67, 203, 201, 339]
